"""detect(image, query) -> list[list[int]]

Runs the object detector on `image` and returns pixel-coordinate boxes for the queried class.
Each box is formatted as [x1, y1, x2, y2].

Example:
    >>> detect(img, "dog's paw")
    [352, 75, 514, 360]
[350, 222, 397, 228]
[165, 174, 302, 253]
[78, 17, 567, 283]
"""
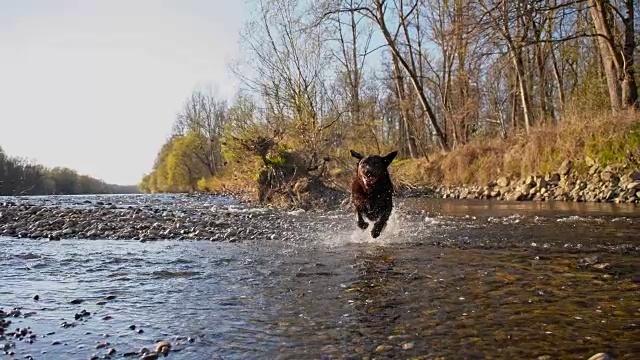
[371, 223, 385, 238]
[357, 220, 369, 230]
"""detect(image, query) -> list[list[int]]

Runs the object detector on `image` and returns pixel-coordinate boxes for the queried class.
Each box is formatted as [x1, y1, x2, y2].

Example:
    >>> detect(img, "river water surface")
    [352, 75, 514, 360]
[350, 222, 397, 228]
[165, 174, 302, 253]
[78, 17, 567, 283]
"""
[1, 195, 638, 360]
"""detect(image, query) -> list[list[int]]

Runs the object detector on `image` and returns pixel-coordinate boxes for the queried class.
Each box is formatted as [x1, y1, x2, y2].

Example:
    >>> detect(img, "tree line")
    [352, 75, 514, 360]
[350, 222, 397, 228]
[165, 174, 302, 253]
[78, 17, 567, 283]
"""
[0, 146, 138, 196]
[142, 0, 639, 193]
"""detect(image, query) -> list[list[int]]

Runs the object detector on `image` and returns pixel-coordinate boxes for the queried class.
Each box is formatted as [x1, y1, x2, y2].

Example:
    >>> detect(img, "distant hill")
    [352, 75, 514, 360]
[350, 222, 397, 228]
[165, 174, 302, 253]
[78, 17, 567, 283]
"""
[0, 146, 141, 196]
[107, 184, 141, 194]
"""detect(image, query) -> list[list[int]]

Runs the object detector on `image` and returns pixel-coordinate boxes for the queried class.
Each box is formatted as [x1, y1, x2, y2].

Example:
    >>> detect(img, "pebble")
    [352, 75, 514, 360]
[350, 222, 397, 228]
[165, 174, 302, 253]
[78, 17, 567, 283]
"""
[375, 344, 393, 352]
[587, 353, 613, 360]
[401, 342, 414, 350]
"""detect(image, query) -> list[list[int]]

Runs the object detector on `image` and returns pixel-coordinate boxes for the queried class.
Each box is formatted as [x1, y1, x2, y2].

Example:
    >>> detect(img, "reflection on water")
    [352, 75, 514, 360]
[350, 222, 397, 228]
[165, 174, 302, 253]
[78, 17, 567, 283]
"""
[0, 196, 638, 359]
[402, 197, 640, 217]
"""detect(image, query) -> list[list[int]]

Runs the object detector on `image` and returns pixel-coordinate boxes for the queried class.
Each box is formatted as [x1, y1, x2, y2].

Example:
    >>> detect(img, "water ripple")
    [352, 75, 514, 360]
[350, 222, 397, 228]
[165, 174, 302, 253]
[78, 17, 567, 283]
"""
[0, 195, 638, 359]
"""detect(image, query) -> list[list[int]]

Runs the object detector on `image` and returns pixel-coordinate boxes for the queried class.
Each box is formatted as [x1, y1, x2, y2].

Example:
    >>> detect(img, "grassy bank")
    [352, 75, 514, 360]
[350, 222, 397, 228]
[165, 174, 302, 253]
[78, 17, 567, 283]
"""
[392, 111, 640, 189]
[151, 110, 640, 206]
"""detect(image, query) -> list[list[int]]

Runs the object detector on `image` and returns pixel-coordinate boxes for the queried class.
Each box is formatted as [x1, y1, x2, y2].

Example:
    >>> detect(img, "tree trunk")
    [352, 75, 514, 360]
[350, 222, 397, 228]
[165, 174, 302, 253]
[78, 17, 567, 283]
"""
[621, 0, 638, 108]
[391, 53, 419, 158]
[551, 46, 565, 118]
[511, 48, 534, 134]
[588, 0, 638, 111]
[373, 1, 450, 151]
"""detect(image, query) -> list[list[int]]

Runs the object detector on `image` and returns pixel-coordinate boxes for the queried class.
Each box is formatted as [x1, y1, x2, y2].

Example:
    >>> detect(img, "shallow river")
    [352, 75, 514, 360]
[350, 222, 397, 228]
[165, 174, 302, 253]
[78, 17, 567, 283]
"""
[1, 195, 638, 359]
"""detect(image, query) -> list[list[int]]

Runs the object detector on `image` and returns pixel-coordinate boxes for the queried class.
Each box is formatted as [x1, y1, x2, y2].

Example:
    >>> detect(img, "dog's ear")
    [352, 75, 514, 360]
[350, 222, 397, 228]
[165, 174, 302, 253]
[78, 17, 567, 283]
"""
[383, 151, 398, 166]
[350, 150, 364, 160]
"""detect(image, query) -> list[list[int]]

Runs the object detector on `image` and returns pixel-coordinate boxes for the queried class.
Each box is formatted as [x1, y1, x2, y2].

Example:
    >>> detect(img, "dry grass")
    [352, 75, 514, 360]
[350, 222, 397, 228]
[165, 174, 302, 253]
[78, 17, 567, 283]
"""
[203, 109, 640, 195]
[393, 110, 640, 187]
[197, 169, 259, 200]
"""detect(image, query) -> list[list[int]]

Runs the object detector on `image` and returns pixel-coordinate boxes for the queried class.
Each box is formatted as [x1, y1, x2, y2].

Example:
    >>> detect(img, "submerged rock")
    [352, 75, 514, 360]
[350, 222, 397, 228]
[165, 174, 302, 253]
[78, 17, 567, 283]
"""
[155, 340, 171, 355]
[587, 353, 613, 360]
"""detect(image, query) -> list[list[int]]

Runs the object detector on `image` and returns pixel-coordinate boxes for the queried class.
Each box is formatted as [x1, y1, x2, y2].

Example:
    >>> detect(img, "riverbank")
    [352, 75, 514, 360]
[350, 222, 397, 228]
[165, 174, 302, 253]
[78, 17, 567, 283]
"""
[195, 159, 640, 210]
[422, 161, 640, 204]
[183, 113, 640, 210]
[0, 195, 298, 242]
[391, 112, 640, 205]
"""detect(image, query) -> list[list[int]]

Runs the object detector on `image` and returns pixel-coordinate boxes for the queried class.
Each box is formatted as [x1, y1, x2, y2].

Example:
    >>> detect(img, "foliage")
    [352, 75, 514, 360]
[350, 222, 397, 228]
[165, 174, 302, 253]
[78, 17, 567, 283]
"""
[142, 0, 640, 198]
[139, 132, 211, 193]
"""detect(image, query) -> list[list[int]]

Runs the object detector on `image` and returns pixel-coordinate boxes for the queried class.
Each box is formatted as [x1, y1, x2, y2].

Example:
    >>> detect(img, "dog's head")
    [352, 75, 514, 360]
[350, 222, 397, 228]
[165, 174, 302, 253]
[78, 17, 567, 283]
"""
[350, 150, 398, 188]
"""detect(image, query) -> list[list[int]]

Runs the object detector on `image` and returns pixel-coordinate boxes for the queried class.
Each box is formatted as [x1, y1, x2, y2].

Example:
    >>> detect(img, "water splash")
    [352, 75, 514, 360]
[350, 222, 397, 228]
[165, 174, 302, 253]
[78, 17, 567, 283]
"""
[320, 209, 405, 247]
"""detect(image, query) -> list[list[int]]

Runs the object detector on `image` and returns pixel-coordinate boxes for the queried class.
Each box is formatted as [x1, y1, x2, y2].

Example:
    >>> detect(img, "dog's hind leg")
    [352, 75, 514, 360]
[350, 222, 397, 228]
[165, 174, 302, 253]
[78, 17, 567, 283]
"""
[371, 209, 391, 238]
[356, 211, 368, 230]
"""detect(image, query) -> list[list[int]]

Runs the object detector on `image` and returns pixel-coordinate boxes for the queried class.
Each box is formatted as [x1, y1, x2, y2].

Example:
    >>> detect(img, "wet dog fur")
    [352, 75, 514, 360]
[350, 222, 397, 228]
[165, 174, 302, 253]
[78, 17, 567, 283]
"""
[349, 149, 398, 238]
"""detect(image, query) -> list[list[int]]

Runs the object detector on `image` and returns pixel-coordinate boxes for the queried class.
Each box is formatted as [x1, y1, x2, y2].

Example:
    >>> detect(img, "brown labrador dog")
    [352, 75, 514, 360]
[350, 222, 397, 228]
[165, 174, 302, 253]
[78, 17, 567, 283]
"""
[349, 149, 398, 238]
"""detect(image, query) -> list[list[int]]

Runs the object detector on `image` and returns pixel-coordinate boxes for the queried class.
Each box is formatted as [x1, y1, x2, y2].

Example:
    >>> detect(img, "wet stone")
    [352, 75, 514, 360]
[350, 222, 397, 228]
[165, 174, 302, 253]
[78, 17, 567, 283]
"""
[401, 342, 414, 350]
[140, 352, 159, 360]
[587, 353, 613, 360]
[375, 344, 393, 352]
[155, 340, 171, 355]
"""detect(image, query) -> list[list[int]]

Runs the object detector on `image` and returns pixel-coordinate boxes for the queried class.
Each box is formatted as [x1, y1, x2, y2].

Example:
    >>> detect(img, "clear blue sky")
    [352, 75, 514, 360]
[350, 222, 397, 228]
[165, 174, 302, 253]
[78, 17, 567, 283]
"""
[0, 0, 247, 185]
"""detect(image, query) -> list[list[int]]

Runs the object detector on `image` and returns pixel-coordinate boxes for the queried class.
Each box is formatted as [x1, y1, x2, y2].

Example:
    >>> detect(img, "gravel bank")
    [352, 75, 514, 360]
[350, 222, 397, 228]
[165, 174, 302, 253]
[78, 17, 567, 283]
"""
[0, 195, 311, 242]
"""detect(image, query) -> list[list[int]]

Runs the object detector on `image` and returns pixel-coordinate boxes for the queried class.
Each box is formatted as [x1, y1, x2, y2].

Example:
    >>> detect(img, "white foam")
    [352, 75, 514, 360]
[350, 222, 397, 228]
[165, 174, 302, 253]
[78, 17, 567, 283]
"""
[320, 209, 404, 248]
[556, 215, 603, 223]
[423, 216, 441, 225]
[215, 205, 269, 213]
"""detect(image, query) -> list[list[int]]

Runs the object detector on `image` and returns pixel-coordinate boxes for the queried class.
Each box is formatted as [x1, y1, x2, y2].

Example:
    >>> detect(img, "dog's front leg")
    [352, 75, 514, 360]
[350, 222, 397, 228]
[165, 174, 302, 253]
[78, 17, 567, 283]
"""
[371, 208, 391, 238]
[356, 210, 368, 230]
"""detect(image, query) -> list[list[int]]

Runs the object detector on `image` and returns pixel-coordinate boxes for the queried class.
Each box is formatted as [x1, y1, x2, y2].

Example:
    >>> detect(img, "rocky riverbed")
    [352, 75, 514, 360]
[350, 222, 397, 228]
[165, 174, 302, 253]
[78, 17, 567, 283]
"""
[1, 194, 638, 359]
[435, 161, 640, 204]
[0, 194, 319, 242]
